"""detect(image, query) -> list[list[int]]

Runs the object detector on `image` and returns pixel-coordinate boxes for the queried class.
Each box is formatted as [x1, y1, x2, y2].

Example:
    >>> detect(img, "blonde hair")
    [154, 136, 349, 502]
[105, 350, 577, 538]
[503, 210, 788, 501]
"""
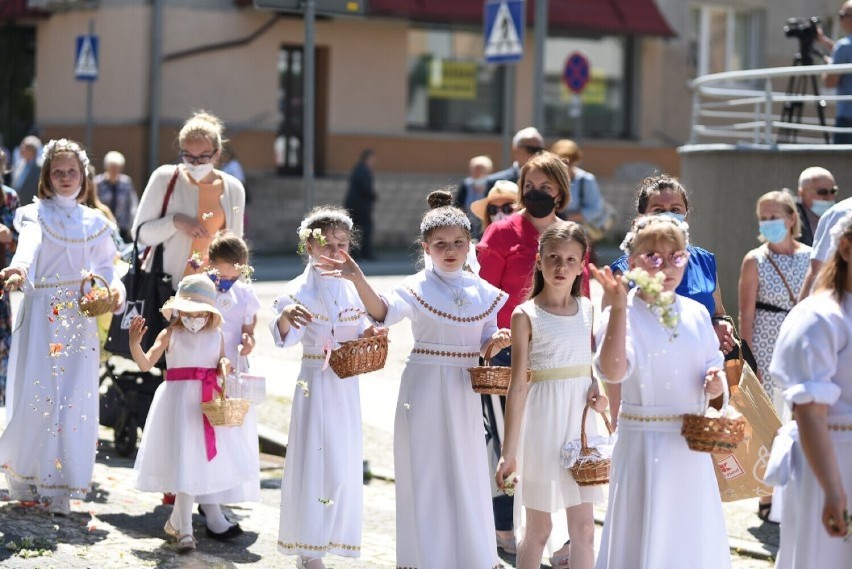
[756, 190, 802, 241]
[178, 110, 226, 151]
[626, 215, 688, 256]
[550, 139, 582, 164]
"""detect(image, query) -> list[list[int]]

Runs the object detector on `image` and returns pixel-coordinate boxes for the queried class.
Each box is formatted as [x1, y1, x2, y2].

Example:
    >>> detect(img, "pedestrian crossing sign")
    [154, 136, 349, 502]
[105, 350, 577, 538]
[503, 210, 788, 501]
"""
[75, 35, 99, 81]
[484, 0, 525, 64]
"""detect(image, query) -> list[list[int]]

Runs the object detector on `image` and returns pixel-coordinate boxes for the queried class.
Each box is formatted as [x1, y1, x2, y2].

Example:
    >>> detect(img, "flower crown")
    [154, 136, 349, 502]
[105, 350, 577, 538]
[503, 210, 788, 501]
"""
[296, 211, 352, 254]
[420, 208, 471, 236]
[830, 210, 852, 252]
[620, 215, 690, 254]
[43, 138, 90, 170]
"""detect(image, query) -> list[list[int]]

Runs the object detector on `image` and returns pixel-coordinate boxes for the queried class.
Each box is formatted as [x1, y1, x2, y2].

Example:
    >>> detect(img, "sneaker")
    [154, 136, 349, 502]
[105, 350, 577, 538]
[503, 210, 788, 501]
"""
[48, 495, 71, 516]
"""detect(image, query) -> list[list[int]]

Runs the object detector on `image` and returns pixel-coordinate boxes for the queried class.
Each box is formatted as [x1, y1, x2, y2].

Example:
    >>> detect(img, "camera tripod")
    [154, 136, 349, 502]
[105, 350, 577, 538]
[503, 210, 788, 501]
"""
[777, 44, 829, 143]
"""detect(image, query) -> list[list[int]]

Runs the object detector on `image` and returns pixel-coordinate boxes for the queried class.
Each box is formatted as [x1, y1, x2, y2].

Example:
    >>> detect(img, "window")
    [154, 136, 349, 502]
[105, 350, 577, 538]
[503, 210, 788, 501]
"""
[407, 29, 504, 133]
[542, 36, 629, 139]
[691, 6, 763, 76]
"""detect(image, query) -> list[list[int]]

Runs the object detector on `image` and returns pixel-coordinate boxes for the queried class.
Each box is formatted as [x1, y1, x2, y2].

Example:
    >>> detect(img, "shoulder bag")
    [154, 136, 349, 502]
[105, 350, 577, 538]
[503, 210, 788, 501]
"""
[104, 169, 179, 360]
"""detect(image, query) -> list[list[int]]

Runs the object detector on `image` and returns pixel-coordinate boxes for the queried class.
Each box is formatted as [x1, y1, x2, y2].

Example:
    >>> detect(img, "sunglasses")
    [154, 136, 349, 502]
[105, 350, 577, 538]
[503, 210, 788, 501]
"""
[636, 250, 690, 270]
[814, 186, 839, 197]
[487, 203, 515, 216]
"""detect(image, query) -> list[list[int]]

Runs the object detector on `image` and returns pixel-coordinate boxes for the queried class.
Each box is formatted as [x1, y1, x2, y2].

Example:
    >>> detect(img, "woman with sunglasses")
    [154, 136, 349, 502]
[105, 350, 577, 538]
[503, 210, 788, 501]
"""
[609, 175, 737, 356]
[132, 111, 246, 290]
[470, 179, 518, 234]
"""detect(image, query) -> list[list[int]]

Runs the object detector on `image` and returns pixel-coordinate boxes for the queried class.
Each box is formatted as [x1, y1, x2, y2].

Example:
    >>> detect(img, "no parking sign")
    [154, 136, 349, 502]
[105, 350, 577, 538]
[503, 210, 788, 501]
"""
[563, 52, 590, 94]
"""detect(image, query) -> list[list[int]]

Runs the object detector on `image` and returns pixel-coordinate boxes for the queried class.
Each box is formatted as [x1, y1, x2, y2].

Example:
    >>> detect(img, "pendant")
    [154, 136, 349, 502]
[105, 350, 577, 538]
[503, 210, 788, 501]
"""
[451, 289, 468, 309]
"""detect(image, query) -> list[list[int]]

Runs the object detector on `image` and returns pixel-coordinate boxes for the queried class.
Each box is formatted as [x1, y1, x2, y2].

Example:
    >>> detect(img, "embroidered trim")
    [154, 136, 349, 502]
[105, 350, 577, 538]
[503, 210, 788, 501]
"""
[34, 279, 79, 290]
[619, 412, 683, 423]
[278, 540, 361, 552]
[287, 294, 329, 322]
[406, 287, 503, 323]
[829, 424, 852, 431]
[2, 464, 90, 494]
[302, 354, 325, 360]
[39, 218, 110, 244]
[411, 348, 479, 358]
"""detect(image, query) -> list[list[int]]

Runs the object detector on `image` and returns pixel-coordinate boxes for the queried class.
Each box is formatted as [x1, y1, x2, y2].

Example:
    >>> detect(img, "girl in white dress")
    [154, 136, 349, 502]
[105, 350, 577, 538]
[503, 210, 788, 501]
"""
[0, 139, 124, 516]
[189, 231, 262, 539]
[318, 190, 512, 569]
[591, 215, 730, 569]
[271, 206, 381, 569]
[129, 274, 256, 551]
[495, 221, 607, 569]
[767, 210, 852, 568]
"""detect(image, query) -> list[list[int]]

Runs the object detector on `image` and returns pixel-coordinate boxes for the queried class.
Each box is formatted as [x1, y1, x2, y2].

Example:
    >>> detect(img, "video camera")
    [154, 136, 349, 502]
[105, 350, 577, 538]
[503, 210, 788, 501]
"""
[784, 17, 820, 48]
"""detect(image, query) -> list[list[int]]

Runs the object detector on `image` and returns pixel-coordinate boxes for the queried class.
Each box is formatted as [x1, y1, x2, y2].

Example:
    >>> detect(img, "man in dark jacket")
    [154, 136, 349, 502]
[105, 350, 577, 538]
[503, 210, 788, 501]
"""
[344, 149, 377, 259]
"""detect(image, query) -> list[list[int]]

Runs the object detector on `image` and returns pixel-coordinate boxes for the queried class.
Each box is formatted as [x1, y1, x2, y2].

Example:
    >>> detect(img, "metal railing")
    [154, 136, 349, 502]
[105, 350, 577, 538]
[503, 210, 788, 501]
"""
[688, 62, 852, 146]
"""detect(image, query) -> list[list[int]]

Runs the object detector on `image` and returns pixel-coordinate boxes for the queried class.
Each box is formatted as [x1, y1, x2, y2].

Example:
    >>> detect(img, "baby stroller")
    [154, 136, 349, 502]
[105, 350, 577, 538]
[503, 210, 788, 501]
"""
[99, 357, 163, 457]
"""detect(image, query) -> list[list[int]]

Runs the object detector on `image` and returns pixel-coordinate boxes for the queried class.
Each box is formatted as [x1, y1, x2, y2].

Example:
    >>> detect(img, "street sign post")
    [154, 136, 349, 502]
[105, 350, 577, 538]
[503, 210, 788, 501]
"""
[563, 52, 590, 142]
[484, 0, 524, 64]
[75, 22, 98, 151]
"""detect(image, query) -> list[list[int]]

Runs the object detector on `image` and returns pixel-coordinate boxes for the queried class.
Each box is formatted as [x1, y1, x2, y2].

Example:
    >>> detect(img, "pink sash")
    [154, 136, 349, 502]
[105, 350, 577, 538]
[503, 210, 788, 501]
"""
[166, 366, 219, 461]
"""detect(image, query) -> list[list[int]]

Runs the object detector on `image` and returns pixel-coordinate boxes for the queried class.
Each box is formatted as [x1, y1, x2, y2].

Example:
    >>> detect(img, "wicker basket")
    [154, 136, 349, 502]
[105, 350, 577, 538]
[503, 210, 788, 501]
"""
[224, 359, 266, 404]
[682, 393, 746, 453]
[569, 404, 614, 486]
[201, 387, 251, 427]
[78, 274, 114, 317]
[468, 344, 530, 395]
[328, 334, 389, 379]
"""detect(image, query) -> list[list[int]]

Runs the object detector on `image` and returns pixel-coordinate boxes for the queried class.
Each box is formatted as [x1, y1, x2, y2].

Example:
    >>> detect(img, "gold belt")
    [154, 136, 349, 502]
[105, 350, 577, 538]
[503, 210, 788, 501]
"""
[302, 354, 325, 361]
[619, 412, 683, 423]
[829, 424, 852, 431]
[529, 365, 592, 383]
[411, 348, 479, 358]
[34, 279, 79, 290]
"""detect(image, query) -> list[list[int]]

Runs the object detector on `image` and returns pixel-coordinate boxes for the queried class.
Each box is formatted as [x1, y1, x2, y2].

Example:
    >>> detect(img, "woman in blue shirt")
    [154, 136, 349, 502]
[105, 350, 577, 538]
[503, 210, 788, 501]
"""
[609, 175, 736, 354]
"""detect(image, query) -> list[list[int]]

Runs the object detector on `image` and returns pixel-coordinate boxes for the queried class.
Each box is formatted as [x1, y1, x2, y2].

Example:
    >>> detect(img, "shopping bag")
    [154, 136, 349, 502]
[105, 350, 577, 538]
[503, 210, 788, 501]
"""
[712, 363, 782, 502]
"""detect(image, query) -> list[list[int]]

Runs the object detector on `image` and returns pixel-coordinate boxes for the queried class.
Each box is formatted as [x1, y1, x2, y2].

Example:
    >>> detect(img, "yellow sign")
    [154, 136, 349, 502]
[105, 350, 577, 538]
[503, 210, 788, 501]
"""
[560, 69, 606, 105]
[428, 59, 478, 100]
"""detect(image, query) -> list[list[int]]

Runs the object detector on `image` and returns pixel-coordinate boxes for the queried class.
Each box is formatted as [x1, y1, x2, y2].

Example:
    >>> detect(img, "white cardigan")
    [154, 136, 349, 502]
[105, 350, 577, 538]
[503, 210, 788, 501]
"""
[132, 164, 245, 288]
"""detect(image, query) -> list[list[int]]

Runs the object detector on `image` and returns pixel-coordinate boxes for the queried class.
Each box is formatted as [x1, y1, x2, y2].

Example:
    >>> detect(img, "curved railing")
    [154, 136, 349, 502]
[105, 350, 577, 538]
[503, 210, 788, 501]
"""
[688, 62, 852, 146]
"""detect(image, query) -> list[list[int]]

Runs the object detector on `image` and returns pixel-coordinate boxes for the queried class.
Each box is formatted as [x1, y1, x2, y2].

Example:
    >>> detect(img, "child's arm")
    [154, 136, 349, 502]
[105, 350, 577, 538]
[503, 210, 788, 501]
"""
[495, 309, 530, 491]
[239, 315, 256, 356]
[276, 303, 313, 339]
[590, 264, 628, 382]
[795, 402, 848, 537]
[128, 316, 170, 372]
[314, 250, 388, 321]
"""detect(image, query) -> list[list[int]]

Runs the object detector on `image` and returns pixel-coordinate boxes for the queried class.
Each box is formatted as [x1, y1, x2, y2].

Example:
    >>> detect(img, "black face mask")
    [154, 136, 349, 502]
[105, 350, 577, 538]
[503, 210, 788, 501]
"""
[523, 189, 556, 218]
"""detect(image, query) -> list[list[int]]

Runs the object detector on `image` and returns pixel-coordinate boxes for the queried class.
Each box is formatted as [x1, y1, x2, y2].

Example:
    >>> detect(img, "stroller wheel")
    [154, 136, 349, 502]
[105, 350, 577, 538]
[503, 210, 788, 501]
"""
[114, 412, 138, 457]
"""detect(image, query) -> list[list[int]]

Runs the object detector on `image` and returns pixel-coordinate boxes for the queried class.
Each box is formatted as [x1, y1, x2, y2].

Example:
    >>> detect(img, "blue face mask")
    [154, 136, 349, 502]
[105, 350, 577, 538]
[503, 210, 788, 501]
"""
[810, 200, 834, 217]
[209, 273, 238, 293]
[759, 219, 788, 244]
[656, 211, 686, 223]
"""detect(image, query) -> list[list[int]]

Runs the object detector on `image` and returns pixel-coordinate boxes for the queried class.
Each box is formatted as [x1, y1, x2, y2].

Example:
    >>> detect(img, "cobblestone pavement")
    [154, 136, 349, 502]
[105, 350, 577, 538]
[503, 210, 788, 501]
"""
[0, 265, 778, 567]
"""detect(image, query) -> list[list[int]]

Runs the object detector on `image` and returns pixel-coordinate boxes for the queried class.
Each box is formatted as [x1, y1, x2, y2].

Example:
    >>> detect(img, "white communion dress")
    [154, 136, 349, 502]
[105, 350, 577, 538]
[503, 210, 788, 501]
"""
[382, 266, 506, 569]
[134, 327, 256, 496]
[513, 298, 602, 541]
[0, 199, 123, 498]
[271, 264, 368, 560]
[768, 291, 852, 569]
[593, 290, 731, 569]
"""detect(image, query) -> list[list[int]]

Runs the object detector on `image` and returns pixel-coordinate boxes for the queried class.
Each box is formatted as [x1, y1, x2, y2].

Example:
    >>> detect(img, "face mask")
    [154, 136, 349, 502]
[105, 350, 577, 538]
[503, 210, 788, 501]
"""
[180, 314, 209, 333]
[759, 219, 788, 244]
[656, 211, 686, 223]
[209, 273, 237, 293]
[184, 162, 215, 180]
[523, 189, 557, 218]
[811, 199, 834, 217]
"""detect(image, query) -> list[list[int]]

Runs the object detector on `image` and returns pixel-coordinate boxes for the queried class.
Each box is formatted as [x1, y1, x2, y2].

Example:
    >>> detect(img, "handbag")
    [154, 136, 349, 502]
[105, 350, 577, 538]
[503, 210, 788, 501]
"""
[104, 169, 179, 359]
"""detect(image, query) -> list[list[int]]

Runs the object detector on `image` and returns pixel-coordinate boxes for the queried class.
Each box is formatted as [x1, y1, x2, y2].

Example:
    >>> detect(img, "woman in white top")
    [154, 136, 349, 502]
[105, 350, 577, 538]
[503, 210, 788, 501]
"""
[767, 210, 852, 568]
[132, 111, 245, 290]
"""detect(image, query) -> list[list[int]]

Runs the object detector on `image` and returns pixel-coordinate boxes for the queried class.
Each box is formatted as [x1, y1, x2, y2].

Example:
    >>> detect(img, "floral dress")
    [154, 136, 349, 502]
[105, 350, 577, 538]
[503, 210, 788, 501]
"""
[0, 186, 19, 406]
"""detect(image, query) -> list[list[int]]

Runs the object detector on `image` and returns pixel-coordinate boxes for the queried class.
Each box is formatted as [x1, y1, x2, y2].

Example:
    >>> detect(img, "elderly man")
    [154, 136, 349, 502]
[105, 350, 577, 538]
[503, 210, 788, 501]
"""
[796, 166, 839, 246]
[454, 155, 493, 238]
[485, 126, 545, 191]
[11, 135, 41, 206]
[822, 1, 852, 143]
[94, 151, 138, 242]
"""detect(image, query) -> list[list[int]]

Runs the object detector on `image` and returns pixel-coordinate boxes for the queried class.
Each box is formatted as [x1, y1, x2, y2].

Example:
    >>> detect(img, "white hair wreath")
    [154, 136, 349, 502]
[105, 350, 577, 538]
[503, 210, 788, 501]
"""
[620, 215, 690, 254]
[43, 138, 90, 170]
[829, 209, 852, 253]
[420, 208, 471, 236]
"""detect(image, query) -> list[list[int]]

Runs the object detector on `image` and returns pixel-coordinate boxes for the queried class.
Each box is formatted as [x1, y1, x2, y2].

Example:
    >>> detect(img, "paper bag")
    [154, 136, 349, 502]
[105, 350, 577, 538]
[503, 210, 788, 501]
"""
[712, 363, 782, 502]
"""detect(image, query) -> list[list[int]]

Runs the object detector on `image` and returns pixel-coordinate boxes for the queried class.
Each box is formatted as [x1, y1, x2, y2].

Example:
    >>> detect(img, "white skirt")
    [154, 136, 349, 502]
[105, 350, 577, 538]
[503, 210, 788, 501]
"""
[134, 380, 257, 496]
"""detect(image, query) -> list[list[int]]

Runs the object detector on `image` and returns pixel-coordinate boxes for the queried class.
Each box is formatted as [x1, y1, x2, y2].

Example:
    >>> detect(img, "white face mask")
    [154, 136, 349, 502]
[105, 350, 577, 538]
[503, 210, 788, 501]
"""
[184, 162, 215, 180]
[180, 314, 209, 333]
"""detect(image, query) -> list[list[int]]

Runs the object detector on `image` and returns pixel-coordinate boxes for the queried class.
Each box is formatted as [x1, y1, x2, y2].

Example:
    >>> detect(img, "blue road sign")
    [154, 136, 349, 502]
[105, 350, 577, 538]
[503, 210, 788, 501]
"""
[563, 52, 590, 94]
[484, 0, 525, 64]
[75, 35, 99, 82]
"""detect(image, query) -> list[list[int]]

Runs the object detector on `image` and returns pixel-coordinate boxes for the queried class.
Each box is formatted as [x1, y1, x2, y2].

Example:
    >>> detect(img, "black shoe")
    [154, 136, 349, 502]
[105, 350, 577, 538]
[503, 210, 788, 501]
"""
[205, 523, 244, 541]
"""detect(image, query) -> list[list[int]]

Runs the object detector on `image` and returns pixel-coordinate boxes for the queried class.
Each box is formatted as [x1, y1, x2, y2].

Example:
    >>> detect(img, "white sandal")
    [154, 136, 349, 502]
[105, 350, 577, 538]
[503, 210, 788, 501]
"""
[296, 556, 327, 569]
[177, 534, 197, 552]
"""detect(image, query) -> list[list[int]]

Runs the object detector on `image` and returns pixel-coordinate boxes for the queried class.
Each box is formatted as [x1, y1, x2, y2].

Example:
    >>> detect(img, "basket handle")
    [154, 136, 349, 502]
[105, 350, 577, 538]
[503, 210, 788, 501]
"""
[482, 342, 498, 367]
[580, 403, 614, 452]
[79, 273, 109, 296]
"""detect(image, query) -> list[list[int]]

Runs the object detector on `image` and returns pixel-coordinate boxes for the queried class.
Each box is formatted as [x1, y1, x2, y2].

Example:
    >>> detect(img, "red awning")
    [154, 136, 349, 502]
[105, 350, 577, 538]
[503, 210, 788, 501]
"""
[369, 0, 675, 38]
